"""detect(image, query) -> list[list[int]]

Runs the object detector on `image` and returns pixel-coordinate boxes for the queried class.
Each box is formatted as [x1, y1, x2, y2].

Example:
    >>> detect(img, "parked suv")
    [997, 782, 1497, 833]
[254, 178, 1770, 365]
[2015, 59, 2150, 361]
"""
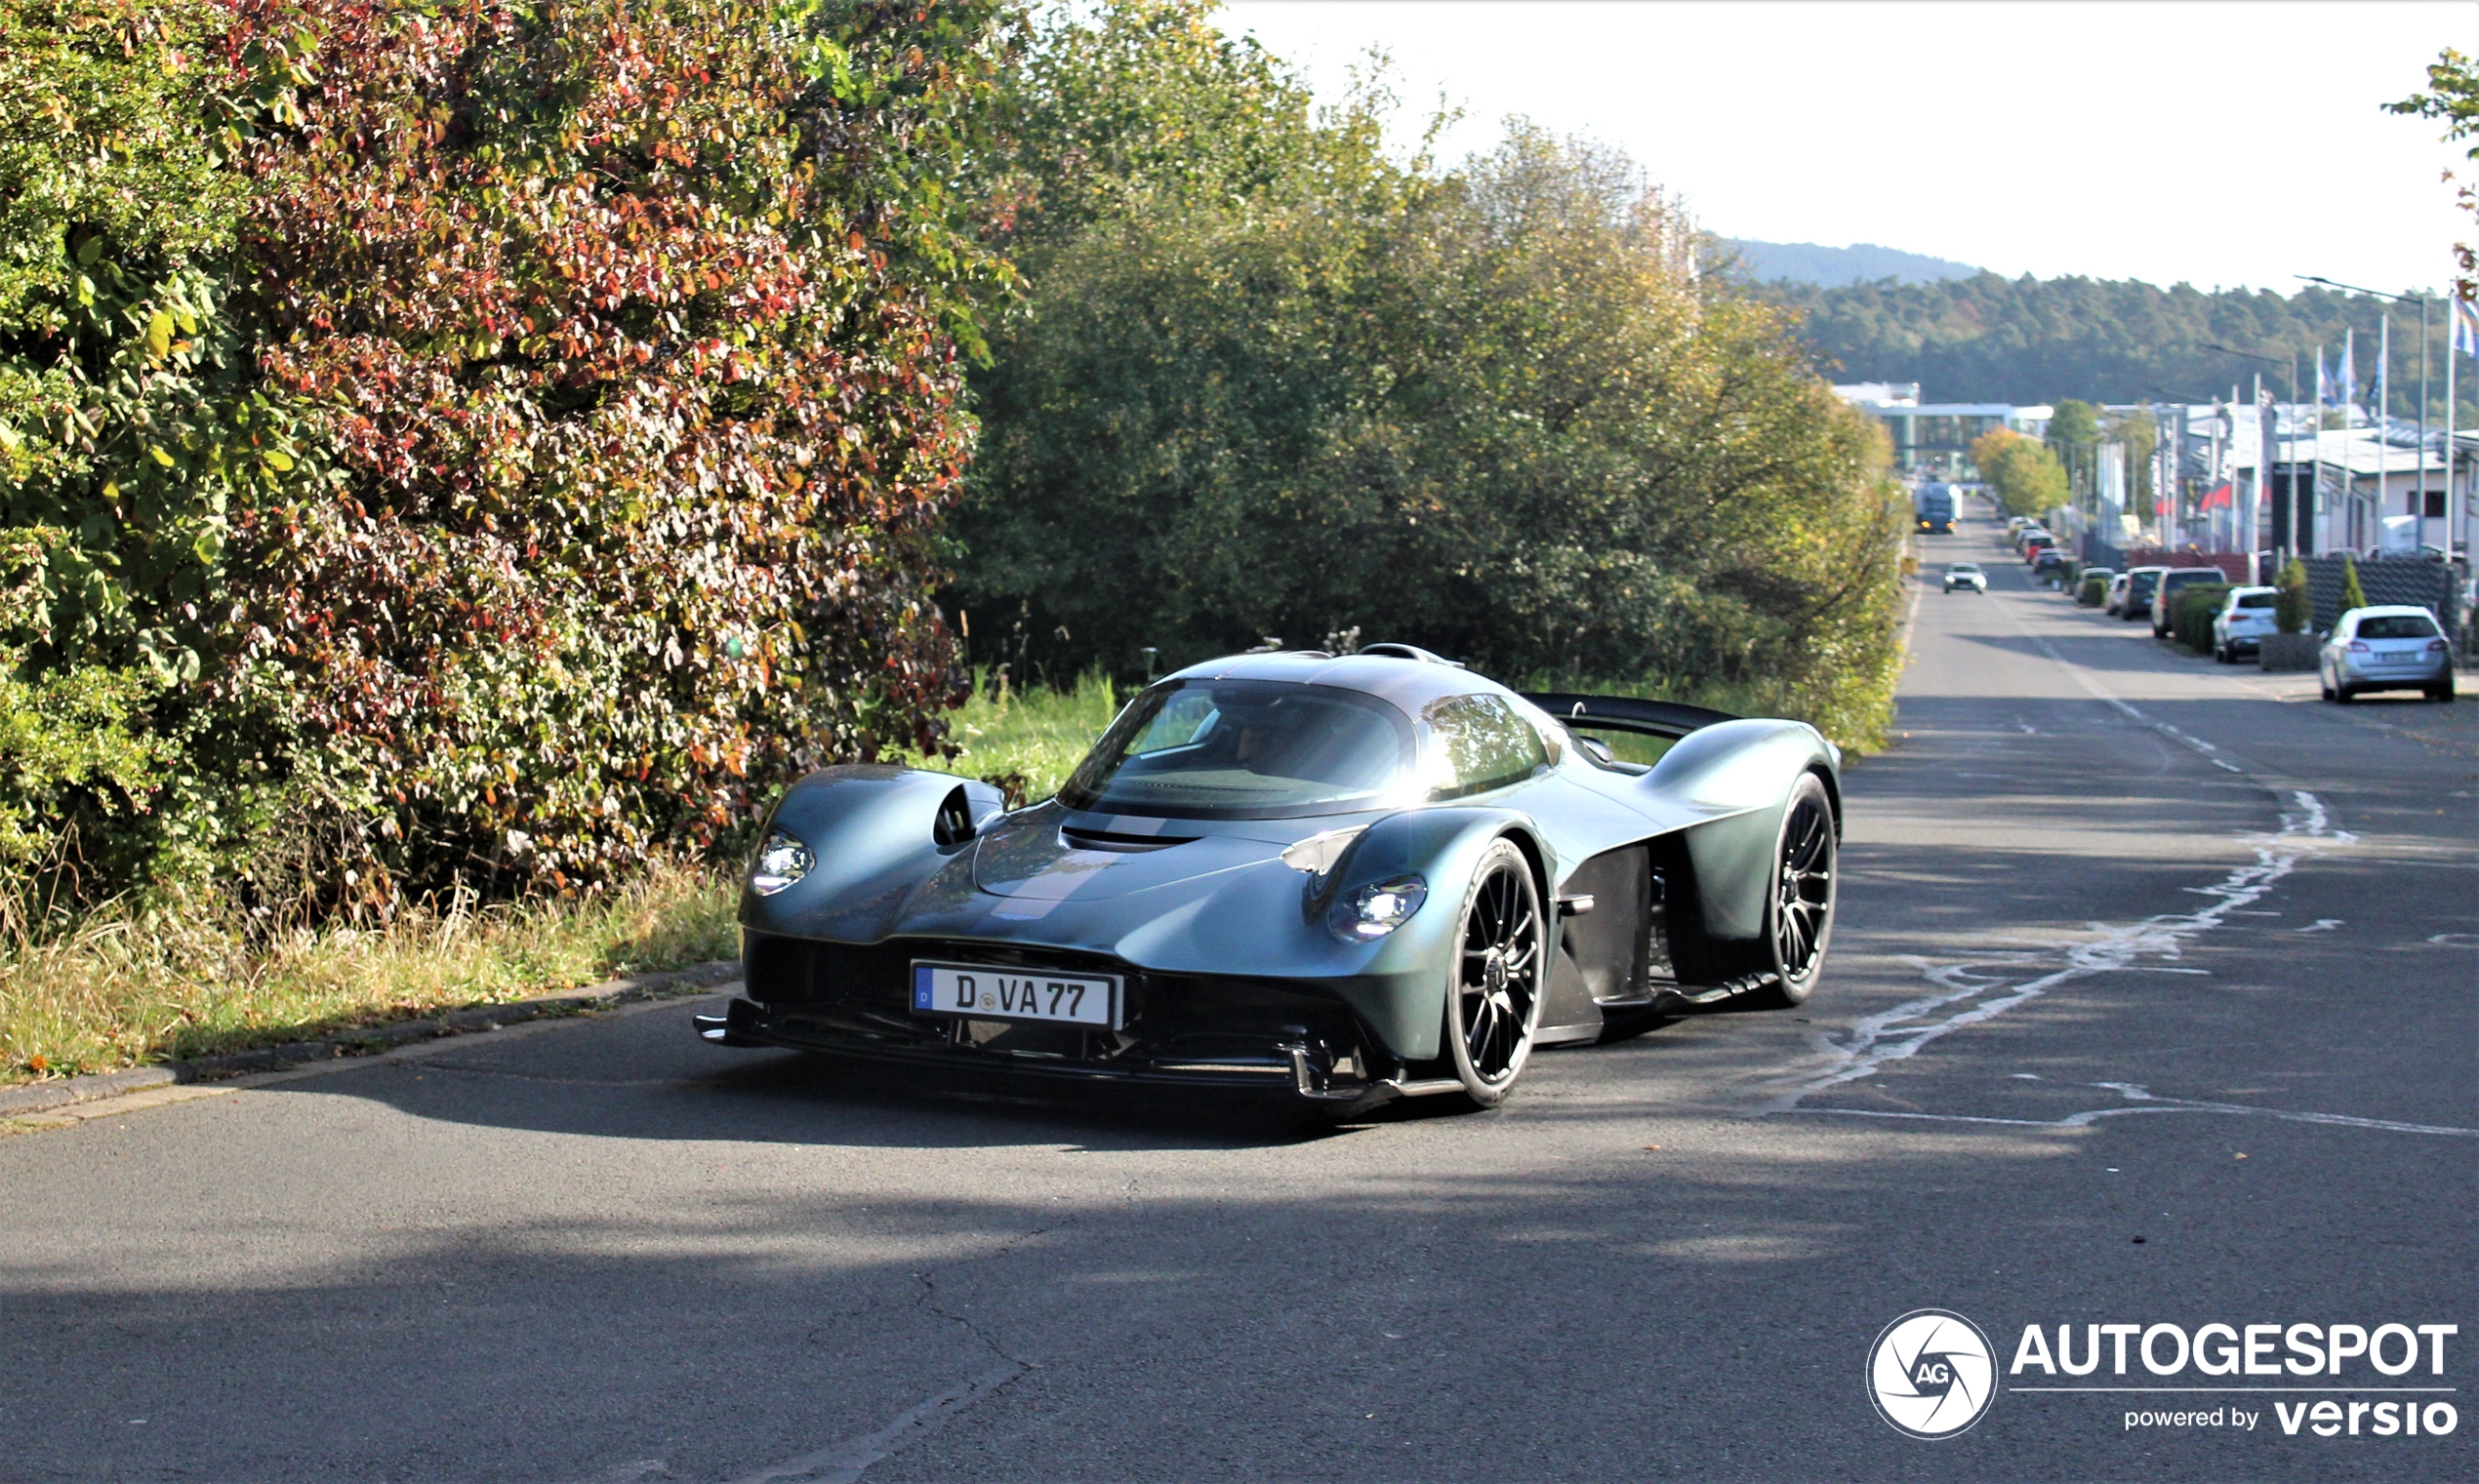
[2321, 607, 2456, 702]
[2151, 568, 2225, 638]
[2211, 586, 2278, 662]
[2117, 566, 2169, 621]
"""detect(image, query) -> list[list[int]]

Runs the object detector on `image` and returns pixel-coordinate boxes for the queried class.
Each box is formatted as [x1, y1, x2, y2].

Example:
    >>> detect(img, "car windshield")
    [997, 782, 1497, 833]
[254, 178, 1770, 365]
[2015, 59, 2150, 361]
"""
[2236, 592, 2274, 609]
[2130, 572, 2160, 592]
[1059, 679, 1417, 819]
[2163, 570, 2214, 585]
[2358, 615, 2439, 640]
[1948, 565, 1980, 574]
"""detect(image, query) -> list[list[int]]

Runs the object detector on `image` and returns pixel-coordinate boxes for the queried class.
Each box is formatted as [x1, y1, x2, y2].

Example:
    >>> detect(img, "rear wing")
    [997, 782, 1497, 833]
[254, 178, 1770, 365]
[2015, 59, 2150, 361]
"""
[1522, 693, 1741, 742]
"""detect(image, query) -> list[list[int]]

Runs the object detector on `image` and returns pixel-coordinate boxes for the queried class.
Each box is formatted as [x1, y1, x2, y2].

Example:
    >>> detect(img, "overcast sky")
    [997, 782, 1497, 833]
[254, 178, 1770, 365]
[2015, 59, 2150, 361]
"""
[1218, 1, 2470, 297]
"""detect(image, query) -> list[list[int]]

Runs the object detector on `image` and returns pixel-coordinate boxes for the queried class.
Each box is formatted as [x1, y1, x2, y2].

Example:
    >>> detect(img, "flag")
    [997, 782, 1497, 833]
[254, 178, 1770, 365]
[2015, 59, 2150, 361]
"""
[2316, 346, 2334, 407]
[2376, 315, 2389, 422]
[2456, 297, 2479, 359]
[2337, 332, 2356, 411]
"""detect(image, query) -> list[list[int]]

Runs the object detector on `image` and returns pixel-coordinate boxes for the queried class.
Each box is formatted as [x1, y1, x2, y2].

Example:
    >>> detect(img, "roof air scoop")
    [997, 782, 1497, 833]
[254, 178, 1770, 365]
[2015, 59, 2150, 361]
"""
[1358, 643, 1464, 667]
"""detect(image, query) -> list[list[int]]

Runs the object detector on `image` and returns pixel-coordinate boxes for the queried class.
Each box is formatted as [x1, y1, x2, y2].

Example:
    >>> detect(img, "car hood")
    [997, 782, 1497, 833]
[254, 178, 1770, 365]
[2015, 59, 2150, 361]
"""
[969, 802, 1300, 902]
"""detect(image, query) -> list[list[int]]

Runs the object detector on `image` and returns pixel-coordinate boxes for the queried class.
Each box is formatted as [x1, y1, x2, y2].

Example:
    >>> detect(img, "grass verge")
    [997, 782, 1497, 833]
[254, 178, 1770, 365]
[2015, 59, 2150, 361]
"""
[1, 859, 738, 1088]
[903, 668, 1126, 802]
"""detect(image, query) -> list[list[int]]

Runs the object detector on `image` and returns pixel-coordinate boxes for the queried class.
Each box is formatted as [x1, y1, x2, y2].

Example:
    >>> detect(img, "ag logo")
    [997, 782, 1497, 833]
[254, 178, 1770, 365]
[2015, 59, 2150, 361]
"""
[1867, 1309, 1996, 1439]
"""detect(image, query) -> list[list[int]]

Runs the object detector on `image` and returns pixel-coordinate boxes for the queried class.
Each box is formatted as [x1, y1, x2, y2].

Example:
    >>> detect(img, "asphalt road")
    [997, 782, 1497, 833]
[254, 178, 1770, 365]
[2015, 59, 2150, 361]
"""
[5, 507, 2474, 1483]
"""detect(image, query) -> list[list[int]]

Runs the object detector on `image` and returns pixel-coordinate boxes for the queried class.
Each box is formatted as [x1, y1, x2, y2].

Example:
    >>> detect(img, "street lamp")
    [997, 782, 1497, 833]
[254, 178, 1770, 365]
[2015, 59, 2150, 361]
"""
[2297, 275, 2434, 555]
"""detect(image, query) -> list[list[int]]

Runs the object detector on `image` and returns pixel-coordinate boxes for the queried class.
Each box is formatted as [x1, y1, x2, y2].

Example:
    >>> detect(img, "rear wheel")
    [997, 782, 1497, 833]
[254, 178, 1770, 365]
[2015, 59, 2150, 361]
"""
[2431, 682, 2457, 703]
[1442, 841, 1544, 1108]
[1749, 774, 1838, 1010]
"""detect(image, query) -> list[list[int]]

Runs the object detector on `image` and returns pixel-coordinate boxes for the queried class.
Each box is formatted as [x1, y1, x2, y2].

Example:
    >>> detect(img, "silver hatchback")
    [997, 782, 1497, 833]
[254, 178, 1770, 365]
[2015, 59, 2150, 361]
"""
[2320, 606, 2456, 702]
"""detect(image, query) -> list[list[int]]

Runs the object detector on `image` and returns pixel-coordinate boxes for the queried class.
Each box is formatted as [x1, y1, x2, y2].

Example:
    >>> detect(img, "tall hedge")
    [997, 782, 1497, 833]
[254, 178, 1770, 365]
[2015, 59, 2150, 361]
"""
[2, 0, 1005, 905]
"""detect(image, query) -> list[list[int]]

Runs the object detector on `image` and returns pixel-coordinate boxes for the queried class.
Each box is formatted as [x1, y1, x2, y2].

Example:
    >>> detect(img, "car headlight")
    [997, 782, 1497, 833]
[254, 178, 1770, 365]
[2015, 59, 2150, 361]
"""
[750, 827, 815, 896]
[1330, 875, 1427, 942]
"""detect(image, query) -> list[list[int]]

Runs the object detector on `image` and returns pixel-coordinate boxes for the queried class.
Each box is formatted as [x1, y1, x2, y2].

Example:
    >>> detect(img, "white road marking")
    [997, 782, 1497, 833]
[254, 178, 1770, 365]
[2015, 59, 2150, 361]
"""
[1788, 1080, 2478, 1139]
[1755, 789, 2337, 1116]
[2427, 932, 2479, 947]
[722, 1363, 1028, 1484]
[2296, 919, 2342, 934]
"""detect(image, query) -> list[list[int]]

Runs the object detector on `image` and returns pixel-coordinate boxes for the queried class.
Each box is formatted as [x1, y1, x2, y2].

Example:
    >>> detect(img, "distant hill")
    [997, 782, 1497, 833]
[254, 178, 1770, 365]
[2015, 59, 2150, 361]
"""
[1760, 271, 2464, 417]
[1723, 239, 1980, 287]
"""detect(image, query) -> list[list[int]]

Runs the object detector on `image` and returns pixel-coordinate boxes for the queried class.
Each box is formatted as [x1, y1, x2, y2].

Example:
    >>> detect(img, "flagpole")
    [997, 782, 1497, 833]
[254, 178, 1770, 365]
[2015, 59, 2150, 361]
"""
[2378, 310, 2391, 554]
[2449, 306, 2459, 563]
[2315, 343, 2328, 556]
[2344, 328, 2358, 547]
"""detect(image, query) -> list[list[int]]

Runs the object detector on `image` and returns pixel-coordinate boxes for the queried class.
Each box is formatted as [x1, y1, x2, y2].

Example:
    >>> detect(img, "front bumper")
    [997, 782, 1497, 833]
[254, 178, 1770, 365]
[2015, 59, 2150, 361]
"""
[702, 931, 1437, 1105]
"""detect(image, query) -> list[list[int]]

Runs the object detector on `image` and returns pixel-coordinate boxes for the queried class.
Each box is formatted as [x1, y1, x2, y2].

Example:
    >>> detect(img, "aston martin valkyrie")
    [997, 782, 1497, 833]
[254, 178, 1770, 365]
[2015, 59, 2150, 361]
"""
[697, 644, 1841, 1111]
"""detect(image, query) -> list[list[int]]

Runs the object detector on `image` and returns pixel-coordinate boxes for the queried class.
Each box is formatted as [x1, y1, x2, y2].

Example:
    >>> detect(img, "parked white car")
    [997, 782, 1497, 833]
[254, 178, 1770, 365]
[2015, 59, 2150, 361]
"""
[2210, 586, 2278, 663]
[2320, 606, 2456, 703]
[1943, 562, 1987, 593]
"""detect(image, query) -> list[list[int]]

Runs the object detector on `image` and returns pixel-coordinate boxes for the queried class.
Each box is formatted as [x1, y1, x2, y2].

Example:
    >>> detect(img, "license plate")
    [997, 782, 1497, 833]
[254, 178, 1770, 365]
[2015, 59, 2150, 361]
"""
[911, 962, 1119, 1028]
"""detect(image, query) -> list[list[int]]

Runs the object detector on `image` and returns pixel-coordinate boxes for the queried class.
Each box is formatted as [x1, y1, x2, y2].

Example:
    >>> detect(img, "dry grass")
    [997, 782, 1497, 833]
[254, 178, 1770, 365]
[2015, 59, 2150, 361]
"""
[0, 859, 738, 1087]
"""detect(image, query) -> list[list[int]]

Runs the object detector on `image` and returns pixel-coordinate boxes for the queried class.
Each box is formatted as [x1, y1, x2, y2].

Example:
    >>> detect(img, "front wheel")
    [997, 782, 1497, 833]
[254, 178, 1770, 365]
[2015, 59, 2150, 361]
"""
[1442, 840, 1545, 1108]
[1748, 774, 1838, 1010]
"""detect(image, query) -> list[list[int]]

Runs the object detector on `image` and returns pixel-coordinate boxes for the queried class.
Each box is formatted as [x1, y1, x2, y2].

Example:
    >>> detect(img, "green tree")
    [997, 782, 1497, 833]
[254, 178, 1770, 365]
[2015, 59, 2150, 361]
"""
[2340, 554, 2369, 613]
[955, 5, 1901, 741]
[1759, 273, 2470, 426]
[1968, 427, 2068, 518]
[2273, 558, 2310, 634]
[2388, 48, 2479, 301]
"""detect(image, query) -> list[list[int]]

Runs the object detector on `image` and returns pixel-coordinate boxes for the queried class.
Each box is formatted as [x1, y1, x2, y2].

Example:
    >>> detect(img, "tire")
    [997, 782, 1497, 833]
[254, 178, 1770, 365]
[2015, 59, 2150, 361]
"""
[1441, 840, 1545, 1108]
[2432, 683, 2457, 703]
[2320, 673, 2336, 702]
[1747, 774, 1838, 1010]
[2335, 684, 2355, 705]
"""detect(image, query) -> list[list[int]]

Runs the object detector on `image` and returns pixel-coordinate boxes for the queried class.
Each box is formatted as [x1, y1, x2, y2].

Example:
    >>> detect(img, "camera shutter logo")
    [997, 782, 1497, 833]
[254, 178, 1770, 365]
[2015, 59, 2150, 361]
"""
[1867, 1309, 1997, 1439]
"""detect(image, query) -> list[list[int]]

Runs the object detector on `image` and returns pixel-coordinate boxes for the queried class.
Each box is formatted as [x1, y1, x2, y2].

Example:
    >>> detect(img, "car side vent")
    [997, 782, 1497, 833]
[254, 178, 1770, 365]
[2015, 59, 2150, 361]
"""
[933, 784, 977, 849]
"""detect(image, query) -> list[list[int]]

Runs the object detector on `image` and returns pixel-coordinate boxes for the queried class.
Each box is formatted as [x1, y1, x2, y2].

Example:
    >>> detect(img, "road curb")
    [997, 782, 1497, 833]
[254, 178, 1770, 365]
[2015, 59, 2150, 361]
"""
[0, 958, 741, 1121]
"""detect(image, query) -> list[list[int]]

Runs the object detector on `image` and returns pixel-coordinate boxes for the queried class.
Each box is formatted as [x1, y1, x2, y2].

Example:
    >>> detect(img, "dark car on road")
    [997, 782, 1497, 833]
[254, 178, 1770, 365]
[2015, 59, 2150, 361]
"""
[2117, 566, 2167, 620]
[2150, 568, 2226, 638]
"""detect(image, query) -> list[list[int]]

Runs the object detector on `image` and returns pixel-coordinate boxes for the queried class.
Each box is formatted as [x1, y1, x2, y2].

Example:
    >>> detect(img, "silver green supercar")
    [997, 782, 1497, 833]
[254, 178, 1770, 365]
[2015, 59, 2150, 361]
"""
[697, 645, 1841, 1111]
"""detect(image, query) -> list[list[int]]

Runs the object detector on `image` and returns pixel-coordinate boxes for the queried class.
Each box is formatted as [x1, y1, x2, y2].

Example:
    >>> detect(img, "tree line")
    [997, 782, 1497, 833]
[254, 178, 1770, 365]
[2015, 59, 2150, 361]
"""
[1764, 271, 2470, 421]
[1, 0, 1900, 918]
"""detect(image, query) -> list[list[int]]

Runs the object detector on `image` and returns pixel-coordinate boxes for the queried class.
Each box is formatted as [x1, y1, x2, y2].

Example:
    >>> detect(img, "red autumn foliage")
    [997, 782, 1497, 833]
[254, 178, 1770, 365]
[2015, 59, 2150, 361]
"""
[221, 0, 989, 896]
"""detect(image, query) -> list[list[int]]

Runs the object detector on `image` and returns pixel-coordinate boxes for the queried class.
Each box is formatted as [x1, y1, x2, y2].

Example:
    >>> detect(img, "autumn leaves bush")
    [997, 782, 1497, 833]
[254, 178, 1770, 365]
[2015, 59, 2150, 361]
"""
[3, 0, 1000, 917]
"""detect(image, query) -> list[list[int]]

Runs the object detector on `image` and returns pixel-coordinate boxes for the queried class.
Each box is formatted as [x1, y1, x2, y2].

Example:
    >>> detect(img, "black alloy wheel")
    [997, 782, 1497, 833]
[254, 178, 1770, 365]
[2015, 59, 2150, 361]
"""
[1443, 840, 1543, 1107]
[1751, 774, 1838, 1009]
